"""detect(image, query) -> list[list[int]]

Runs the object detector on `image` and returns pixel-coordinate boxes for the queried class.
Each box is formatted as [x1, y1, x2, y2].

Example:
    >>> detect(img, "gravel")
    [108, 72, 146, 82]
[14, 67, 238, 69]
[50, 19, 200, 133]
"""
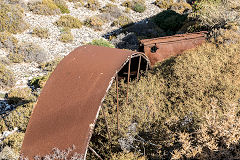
[1, 0, 164, 93]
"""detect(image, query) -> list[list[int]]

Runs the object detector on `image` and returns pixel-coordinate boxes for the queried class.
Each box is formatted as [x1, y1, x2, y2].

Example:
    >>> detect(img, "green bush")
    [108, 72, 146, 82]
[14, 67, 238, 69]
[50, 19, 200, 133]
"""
[131, 0, 146, 13]
[27, 0, 62, 15]
[4, 103, 34, 132]
[88, 39, 115, 48]
[53, 0, 70, 13]
[153, 10, 187, 35]
[0, 63, 15, 90]
[55, 15, 82, 28]
[29, 75, 49, 89]
[0, 3, 28, 33]
[32, 27, 49, 39]
[59, 27, 74, 43]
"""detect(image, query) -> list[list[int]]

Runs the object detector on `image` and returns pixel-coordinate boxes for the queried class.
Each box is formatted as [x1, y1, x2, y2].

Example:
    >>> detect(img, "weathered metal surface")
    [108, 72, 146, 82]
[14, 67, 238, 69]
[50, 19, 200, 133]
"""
[140, 31, 207, 66]
[21, 45, 149, 159]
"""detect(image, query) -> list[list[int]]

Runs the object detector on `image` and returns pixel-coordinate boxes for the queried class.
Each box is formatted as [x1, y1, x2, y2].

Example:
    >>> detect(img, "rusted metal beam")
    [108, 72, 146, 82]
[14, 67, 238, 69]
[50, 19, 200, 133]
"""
[137, 56, 142, 81]
[126, 58, 131, 104]
[88, 146, 103, 160]
[116, 75, 119, 133]
[101, 106, 112, 143]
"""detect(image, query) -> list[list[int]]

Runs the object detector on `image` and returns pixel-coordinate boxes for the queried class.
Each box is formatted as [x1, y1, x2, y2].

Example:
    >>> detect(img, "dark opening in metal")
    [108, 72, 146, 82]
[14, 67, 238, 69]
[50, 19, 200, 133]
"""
[151, 45, 158, 53]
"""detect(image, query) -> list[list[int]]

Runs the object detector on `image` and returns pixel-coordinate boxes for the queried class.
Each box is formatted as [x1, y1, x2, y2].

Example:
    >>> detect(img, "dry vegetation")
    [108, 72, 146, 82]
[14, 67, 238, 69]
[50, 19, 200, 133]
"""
[0, 0, 240, 159]
[88, 37, 240, 159]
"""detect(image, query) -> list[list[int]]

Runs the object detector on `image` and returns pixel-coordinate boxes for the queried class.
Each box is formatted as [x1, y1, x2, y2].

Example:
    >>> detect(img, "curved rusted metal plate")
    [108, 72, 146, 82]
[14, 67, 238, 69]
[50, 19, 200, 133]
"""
[21, 45, 149, 159]
[140, 32, 207, 66]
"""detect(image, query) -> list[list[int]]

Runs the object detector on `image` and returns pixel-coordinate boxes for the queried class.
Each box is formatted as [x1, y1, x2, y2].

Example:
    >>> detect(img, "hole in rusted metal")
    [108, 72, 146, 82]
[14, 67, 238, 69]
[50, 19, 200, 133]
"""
[117, 56, 148, 81]
[150, 45, 158, 53]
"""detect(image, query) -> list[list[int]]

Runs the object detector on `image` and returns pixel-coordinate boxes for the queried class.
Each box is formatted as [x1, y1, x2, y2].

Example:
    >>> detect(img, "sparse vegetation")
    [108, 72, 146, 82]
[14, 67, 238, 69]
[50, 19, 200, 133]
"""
[88, 39, 115, 48]
[39, 57, 62, 72]
[122, 0, 146, 13]
[3, 132, 24, 153]
[85, 0, 100, 11]
[32, 27, 50, 39]
[190, 0, 240, 30]
[112, 15, 133, 27]
[53, 0, 70, 13]
[84, 16, 104, 31]
[59, 27, 74, 43]
[0, 32, 18, 53]
[27, 0, 61, 15]
[154, 0, 173, 9]
[29, 75, 49, 89]
[0, 63, 15, 90]
[16, 42, 48, 64]
[7, 87, 35, 105]
[0, 3, 28, 33]
[55, 15, 82, 28]
[4, 103, 34, 132]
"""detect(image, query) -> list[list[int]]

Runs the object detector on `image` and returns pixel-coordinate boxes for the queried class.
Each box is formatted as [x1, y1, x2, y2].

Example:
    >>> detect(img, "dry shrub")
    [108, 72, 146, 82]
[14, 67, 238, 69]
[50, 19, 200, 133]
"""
[4, 103, 34, 132]
[84, 0, 100, 11]
[122, 0, 146, 13]
[100, 3, 122, 18]
[27, 0, 61, 15]
[84, 16, 104, 31]
[55, 15, 82, 28]
[112, 15, 133, 27]
[15, 42, 48, 64]
[190, 0, 240, 29]
[0, 63, 15, 90]
[88, 34, 240, 159]
[0, 32, 18, 53]
[154, 0, 173, 9]
[172, 101, 240, 159]
[0, 3, 28, 33]
[7, 87, 35, 105]
[58, 27, 74, 43]
[53, 0, 69, 13]
[32, 27, 49, 39]
[39, 57, 62, 72]
[3, 132, 24, 153]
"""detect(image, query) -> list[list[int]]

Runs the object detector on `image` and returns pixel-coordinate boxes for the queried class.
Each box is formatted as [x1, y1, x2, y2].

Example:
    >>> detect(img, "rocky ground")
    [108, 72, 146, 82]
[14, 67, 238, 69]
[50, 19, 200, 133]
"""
[0, 0, 163, 96]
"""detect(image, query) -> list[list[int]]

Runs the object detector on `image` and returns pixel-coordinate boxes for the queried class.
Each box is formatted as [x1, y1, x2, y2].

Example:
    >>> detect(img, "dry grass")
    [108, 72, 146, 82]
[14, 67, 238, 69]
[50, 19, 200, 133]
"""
[88, 32, 240, 159]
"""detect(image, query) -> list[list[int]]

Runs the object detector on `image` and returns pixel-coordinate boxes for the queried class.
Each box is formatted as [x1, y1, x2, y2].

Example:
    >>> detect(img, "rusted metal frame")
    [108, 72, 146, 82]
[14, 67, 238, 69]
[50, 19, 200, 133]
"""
[137, 56, 142, 81]
[144, 36, 205, 46]
[88, 146, 103, 160]
[101, 106, 112, 143]
[116, 75, 119, 133]
[126, 57, 131, 104]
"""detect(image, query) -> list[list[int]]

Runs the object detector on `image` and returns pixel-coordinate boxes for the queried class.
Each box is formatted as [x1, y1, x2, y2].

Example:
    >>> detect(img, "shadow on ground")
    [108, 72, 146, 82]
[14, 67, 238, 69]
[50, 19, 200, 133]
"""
[103, 10, 192, 51]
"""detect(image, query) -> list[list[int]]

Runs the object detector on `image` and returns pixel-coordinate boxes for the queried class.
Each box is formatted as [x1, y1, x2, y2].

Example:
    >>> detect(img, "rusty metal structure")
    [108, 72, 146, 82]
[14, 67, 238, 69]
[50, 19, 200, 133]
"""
[21, 32, 207, 159]
[140, 31, 207, 66]
[21, 45, 149, 159]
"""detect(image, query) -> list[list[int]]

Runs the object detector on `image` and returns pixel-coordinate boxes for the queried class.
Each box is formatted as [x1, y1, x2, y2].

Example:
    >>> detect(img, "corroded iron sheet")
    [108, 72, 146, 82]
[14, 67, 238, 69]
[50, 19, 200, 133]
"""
[140, 31, 207, 66]
[21, 45, 149, 159]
